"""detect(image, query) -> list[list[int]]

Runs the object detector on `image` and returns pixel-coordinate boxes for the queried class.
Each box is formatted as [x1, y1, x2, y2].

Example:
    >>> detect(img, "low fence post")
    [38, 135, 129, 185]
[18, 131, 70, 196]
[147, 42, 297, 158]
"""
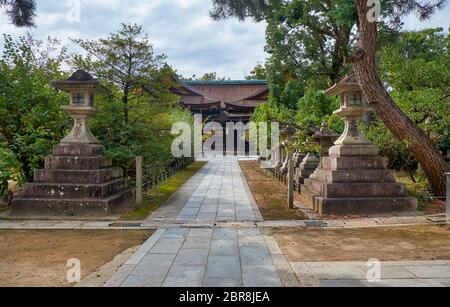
[446, 172, 450, 225]
[136, 156, 143, 207]
[288, 159, 294, 209]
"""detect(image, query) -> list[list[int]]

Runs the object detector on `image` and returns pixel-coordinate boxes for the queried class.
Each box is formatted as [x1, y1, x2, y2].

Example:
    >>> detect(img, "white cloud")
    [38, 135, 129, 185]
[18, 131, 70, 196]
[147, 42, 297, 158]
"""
[0, 0, 267, 79]
[1, 1, 448, 79]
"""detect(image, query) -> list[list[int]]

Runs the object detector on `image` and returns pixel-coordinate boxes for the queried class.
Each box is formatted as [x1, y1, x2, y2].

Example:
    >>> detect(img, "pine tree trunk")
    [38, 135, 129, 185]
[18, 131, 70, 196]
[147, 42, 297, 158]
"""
[352, 0, 447, 196]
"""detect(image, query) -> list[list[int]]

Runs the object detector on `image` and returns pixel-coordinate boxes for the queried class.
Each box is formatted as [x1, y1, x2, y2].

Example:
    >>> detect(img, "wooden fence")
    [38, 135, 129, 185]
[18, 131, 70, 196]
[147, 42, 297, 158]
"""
[133, 157, 195, 206]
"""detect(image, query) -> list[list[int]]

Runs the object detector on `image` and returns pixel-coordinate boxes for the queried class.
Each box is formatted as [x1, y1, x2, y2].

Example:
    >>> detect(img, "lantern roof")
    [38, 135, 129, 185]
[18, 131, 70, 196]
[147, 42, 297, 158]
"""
[281, 125, 297, 137]
[314, 123, 339, 139]
[325, 72, 361, 96]
[52, 70, 110, 94]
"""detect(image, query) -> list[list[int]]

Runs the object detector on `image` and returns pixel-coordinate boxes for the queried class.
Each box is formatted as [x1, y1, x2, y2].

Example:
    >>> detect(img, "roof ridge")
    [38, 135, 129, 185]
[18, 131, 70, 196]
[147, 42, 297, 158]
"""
[185, 80, 268, 85]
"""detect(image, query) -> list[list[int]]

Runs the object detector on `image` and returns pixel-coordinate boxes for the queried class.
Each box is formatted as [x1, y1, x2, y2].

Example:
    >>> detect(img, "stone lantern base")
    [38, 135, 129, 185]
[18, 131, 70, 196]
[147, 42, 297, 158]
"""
[301, 144, 418, 216]
[294, 153, 320, 186]
[12, 144, 133, 218]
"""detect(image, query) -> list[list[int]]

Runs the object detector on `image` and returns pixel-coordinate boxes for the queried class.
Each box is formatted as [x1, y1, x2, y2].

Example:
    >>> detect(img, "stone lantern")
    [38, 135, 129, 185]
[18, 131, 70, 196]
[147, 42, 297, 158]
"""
[446, 172, 450, 224]
[301, 73, 417, 216]
[12, 70, 133, 218]
[280, 125, 297, 175]
[52, 70, 109, 145]
[294, 139, 320, 187]
[313, 123, 339, 158]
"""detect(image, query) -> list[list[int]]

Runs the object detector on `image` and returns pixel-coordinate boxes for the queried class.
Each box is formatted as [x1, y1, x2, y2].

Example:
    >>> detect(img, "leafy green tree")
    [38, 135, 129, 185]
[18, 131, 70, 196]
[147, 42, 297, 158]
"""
[71, 23, 167, 125]
[211, 0, 357, 82]
[0, 143, 23, 197]
[245, 62, 267, 80]
[212, 0, 449, 195]
[295, 90, 341, 129]
[0, 34, 70, 185]
[368, 28, 450, 175]
[352, 0, 448, 196]
[0, 0, 36, 27]
[184, 72, 229, 81]
[71, 24, 194, 175]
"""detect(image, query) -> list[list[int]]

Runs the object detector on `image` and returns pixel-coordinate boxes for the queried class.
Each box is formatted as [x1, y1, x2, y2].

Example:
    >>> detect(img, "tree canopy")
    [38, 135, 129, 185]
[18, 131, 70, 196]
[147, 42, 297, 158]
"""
[210, 0, 449, 195]
[0, 0, 36, 27]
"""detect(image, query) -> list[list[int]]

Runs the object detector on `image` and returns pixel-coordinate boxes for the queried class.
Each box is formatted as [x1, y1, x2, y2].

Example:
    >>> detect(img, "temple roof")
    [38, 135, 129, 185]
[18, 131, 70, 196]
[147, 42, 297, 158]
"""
[172, 79, 269, 110]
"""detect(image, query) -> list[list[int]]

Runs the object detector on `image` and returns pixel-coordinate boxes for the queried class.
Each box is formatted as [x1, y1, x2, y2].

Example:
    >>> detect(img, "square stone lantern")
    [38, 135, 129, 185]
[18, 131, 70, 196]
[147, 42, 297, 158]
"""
[446, 173, 450, 224]
[52, 69, 109, 145]
[294, 139, 320, 186]
[12, 70, 133, 218]
[280, 125, 297, 175]
[301, 73, 417, 215]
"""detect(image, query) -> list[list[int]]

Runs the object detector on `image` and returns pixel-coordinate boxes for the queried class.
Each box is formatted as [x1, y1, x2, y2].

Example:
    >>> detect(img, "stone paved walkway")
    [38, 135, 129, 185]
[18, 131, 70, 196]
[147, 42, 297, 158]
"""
[143, 158, 263, 225]
[292, 261, 450, 287]
[106, 158, 286, 287]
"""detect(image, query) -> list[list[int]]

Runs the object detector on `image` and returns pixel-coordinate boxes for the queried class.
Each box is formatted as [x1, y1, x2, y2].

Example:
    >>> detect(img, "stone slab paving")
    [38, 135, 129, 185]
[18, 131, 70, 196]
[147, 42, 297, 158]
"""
[106, 227, 284, 287]
[106, 158, 286, 287]
[292, 261, 450, 287]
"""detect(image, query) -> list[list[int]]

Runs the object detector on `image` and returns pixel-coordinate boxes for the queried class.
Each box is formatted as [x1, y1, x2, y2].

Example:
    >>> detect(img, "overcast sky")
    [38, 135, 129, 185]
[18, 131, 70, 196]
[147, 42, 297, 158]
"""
[1, 0, 449, 79]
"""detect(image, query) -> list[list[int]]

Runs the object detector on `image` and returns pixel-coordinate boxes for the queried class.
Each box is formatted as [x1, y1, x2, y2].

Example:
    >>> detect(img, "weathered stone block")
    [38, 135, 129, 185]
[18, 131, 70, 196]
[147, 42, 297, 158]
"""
[313, 181, 407, 198]
[329, 144, 379, 157]
[23, 179, 127, 198]
[45, 155, 112, 170]
[53, 144, 105, 156]
[311, 169, 396, 184]
[11, 189, 133, 217]
[322, 156, 387, 171]
[315, 196, 418, 215]
[34, 168, 123, 184]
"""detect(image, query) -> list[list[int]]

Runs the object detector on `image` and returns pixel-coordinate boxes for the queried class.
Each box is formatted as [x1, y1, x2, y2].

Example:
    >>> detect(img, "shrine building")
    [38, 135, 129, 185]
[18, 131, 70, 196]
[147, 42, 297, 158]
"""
[171, 79, 269, 124]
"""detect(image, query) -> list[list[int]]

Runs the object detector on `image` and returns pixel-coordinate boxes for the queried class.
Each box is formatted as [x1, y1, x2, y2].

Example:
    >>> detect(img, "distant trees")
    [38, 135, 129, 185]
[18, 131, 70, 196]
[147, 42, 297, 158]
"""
[184, 72, 229, 81]
[352, 0, 448, 195]
[71, 23, 167, 125]
[0, 0, 36, 27]
[71, 23, 193, 175]
[210, 0, 449, 195]
[0, 26, 194, 196]
[0, 34, 70, 187]
[245, 63, 267, 80]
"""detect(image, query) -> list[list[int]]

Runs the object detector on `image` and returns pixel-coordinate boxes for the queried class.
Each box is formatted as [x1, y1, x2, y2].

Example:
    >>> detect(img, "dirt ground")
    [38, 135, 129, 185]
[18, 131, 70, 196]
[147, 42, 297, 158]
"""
[0, 230, 153, 287]
[239, 161, 308, 220]
[270, 225, 450, 262]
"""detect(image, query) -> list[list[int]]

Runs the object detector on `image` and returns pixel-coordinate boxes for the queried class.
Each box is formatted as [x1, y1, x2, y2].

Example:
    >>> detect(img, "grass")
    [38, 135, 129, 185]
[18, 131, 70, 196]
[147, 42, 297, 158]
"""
[396, 171, 445, 214]
[120, 161, 207, 221]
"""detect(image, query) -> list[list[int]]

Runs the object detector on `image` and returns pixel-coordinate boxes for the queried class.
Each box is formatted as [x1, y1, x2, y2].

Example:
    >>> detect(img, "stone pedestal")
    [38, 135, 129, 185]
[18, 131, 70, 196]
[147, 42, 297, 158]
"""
[301, 144, 418, 215]
[12, 144, 133, 217]
[301, 73, 418, 216]
[293, 151, 306, 171]
[294, 153, 320, 186]
[12, 71, 134, 218]
[446, 173, 450, 224]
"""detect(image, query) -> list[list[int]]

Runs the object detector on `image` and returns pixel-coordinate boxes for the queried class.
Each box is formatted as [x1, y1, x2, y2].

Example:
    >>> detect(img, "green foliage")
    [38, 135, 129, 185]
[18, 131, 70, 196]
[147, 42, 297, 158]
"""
[296, 90, 340, 128]
[0, 0, 36, 27]
[72, 24, 194, 174]
[0, 143, 23, 197]
[245, 62, 267, 80]
[121, 161, 207, 221]
[294, 90, 342, 149]
[279, 79, 305, 110]
[0, 28, 194, 198]
[0, 34, 70, 186]
[372, 28, 450, 170]
[71, 23, 167, 125]
[182, 72, 229, 81]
